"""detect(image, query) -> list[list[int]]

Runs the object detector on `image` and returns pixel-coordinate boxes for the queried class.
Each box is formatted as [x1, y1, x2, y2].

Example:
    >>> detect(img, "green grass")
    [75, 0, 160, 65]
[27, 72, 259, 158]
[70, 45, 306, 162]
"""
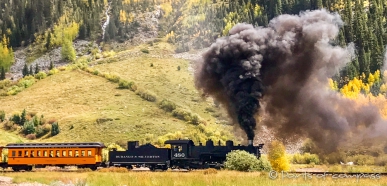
[3, 170, 387, 186]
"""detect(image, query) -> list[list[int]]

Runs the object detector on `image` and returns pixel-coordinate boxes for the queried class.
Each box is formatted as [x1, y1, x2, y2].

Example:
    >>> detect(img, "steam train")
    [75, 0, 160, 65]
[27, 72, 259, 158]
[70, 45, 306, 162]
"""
[0, 139, 264, 171]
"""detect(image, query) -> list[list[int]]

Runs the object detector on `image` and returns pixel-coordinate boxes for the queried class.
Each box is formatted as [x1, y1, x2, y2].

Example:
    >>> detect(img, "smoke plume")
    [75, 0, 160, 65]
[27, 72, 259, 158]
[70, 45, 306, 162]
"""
[194, 9, 387, 154]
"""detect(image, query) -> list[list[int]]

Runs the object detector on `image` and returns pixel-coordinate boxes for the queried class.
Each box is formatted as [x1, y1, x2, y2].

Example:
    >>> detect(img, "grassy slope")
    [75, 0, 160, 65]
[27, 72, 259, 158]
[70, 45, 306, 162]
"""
[0, 41, 234, 145]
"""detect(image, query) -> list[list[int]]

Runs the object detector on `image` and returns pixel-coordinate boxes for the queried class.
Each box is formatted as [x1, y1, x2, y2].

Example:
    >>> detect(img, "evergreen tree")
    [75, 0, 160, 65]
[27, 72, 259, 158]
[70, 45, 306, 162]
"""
[35, 63, 39, 74]
[49, 61, 54, 70]
[20, 109, 27, 126]
[22, 63, 28, 77]
[51, 122, 60, 136]
[29, 65, 33, 75]
[0, 66, 5, 80]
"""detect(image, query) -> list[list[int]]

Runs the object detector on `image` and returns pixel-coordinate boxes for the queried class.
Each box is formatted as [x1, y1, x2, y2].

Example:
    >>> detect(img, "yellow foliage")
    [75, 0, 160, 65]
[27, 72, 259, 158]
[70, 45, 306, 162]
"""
[0, 35, 14, 71]
[268, 140, 290, 172]
[328, 78, 338, 91]
[119, 10, 127, 23]
[161, 2, 173, 17]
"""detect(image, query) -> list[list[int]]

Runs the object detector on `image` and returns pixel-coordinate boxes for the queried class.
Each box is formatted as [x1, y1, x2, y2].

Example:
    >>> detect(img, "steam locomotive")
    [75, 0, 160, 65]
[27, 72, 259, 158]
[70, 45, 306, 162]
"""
[0, 139, 263, 171]
[108, 139, 264, 170]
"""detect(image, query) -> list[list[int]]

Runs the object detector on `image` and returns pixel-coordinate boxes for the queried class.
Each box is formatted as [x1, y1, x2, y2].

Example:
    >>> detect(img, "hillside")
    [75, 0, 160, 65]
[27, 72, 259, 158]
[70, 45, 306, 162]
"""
[0, 40, 246, 149]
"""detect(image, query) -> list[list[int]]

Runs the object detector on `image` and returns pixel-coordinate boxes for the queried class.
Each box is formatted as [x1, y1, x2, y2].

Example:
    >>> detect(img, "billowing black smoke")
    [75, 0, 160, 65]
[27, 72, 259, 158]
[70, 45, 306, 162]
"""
[194, 9, 387, 153]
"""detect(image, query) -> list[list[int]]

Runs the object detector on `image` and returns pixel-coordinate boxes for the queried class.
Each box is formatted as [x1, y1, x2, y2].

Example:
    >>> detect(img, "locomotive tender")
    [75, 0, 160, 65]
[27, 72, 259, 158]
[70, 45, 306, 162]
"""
[0, 139, 264, 171]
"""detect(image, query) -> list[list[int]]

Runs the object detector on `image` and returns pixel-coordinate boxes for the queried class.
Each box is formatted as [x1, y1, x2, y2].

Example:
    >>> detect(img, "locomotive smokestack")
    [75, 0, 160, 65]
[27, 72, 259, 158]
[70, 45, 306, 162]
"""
[248, 139, 253, 146]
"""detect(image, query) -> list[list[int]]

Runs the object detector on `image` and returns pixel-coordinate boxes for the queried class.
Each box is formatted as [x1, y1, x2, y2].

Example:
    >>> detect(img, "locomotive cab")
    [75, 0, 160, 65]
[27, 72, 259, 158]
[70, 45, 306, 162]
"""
[164, 140, 194, 159]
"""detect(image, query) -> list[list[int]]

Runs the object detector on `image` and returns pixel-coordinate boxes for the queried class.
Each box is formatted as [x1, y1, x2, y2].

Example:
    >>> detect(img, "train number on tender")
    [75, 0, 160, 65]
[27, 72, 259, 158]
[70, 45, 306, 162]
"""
[173, 153, 185, 158]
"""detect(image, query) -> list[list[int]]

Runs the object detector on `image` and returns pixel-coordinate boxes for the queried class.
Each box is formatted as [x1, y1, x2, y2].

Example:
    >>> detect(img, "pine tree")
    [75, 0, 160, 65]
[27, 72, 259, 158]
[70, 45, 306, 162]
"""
[22, 63, 28, 77]
[20, 109, 27, 126]
[0, 66, 5, 80]
[29, 65, 33, 75]
[49, 61, 54, 70]
[35, 63, 39, 74]
[51, 122, 60, 136]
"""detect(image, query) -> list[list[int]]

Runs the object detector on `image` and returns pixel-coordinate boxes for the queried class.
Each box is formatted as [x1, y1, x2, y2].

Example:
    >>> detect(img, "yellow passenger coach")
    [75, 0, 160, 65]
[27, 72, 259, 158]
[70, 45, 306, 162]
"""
[1, 142, 105, 171]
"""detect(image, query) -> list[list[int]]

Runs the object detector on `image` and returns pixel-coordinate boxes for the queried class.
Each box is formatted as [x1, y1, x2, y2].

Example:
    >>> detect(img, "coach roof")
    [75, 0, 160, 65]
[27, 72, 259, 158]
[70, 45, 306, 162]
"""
[5, 142, 105, 148]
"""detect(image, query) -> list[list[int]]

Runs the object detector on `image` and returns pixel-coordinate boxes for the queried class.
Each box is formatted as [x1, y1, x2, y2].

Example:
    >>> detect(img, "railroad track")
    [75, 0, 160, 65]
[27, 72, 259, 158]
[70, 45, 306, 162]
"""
[2, 168, 387, 175]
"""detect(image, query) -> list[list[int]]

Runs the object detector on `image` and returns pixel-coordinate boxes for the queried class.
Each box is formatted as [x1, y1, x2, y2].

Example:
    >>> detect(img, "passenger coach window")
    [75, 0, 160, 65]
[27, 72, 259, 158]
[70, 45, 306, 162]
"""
[12, 151, 15, 157]
[69, 151, 73, 157]
[44, 151, 48, 157]
[81, 150, 85, 157]
[88, 150, 92, 156]
[37, 151, 41, 157]
[75, 150, 79, 157]
[62, 150, 66, 157]
[31, 150, 35, 157]
[50, 150, 53, 157]
[24, 151, 28, 157]
[18, 151, 22, 157]
[56, 150, 60, 157]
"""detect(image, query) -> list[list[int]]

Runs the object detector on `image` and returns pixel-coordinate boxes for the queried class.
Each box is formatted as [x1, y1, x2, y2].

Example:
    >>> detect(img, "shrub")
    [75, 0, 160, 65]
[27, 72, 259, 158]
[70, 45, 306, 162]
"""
[118, 80, 136, 91]
[268, 140, 290, 172]
[3, 120, 14, 130]
[0, 110, 5, 122]
[158, 99, 177, 112]
[375, 155, 387, 166]
[35, 125, 50, 138]
[347, 155, 375, 166]
[48, 68, 59, 76]
[26, 134, 36, 140]
[141, 48, 149, 53]
[172, 108, 192, 121]
[51, 122, 60, 136]
[292, 153, 320, 165]
[135, 87, 157, 102]
[224, 150, 271, 172]
[23, 120, 35, 135]
[171, 108, 203, 124]
[34, 71, 47, 80]
[104, 73, 121, 83]
[6, 85, 23, 95]
[0, 79, 12, 89]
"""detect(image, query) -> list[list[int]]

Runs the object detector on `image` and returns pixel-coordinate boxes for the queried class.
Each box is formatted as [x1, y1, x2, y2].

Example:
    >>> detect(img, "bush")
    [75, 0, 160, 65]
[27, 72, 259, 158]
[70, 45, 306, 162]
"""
[375, 155, 387, 166]
[118, 80, 137, 91]
[292, 153, 320, 165]
[104, 73, 120, 83]
[48, 68, 59, 76]
[23, 120, 35, 135]
[172, 108, 203, 125]
[26, 134, 36, 140]
[268, 140, 290, 172]
[141, 48, 149, 53]
[224, 150, 271, 172]
[158, 99, 177, 112]
[34, 71, 47, 80]
[0, 79, 12, 89]
[51, 122, 60, 136]
[0, 110, 5, 122]
[347, 155, 375, 166]
[135, 87, 157, 102]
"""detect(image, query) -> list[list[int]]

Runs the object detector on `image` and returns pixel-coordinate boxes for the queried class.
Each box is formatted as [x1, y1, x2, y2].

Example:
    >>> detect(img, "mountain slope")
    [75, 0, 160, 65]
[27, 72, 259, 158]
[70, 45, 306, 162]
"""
[0, 42, 237, 146]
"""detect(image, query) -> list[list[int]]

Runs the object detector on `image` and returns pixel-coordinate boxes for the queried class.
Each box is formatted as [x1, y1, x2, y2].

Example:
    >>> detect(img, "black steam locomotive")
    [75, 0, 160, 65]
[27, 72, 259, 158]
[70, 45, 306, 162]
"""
[108, 139, 264, 170]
